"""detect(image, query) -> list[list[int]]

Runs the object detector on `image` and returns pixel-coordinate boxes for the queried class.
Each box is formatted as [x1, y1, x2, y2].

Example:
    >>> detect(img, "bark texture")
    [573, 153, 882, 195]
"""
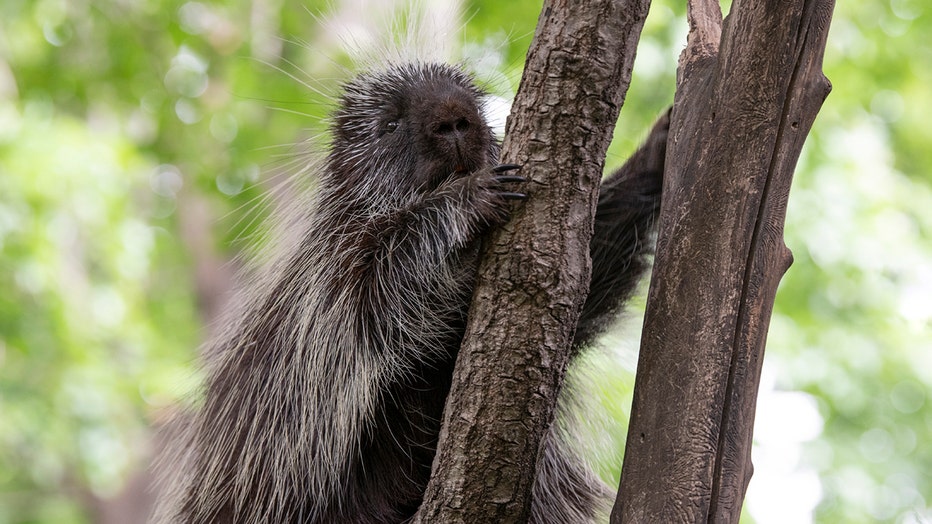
[613, 0, 835, 522]
[412, 0, 652, 522]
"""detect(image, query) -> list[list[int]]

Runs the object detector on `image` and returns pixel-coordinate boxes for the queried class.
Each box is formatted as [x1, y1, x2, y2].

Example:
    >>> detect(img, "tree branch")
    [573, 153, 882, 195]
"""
[414, 0, 652, 521]
[614, 0, 835, 522]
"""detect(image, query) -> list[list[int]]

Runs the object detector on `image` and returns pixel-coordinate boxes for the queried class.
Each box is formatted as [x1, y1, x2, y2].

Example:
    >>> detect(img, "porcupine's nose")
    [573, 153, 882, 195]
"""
[430, 98, 483, 173]
[434, 115, 472, 140]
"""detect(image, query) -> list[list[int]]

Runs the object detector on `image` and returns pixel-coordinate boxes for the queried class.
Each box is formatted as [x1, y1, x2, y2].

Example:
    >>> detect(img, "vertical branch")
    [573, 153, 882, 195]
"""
[414, 0, 652, 522]
[710, 0, 835, 515]
[614, 0, 835, 522]
[683, 0, 722, 64]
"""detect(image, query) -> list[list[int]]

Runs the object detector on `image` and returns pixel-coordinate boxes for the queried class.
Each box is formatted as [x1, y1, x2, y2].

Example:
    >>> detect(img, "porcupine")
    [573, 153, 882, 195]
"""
[154, 62, 669, 523]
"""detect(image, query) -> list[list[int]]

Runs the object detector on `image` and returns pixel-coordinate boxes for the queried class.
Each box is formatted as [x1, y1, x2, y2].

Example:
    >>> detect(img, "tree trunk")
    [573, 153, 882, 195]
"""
[614, 0, 835, 522]
[413, 0, 651, 522]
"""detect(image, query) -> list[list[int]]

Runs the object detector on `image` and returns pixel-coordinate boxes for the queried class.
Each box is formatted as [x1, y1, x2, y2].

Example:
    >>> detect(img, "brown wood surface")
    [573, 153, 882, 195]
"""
[413, 0, 652, 522]
[613, 0, 835, 522]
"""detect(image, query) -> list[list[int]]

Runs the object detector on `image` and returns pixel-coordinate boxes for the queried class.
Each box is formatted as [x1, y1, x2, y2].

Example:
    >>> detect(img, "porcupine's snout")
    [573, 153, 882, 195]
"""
[420, 89, 490, 176]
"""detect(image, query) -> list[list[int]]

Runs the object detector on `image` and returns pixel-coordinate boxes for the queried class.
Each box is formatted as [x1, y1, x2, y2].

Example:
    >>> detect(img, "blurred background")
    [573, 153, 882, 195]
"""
[0, 0, 929, 522]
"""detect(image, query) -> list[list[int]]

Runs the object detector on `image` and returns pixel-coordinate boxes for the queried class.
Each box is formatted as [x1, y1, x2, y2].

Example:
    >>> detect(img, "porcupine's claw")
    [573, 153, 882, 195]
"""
[490, 165, 526, 200]
[492, 163, 522, 173]
[493, 175, 526, 184]
[498, 191, 527, 201]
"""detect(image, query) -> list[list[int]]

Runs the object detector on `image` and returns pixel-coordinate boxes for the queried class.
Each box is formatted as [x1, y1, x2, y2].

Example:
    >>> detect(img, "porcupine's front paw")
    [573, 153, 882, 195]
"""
[462, 163, 527, 226]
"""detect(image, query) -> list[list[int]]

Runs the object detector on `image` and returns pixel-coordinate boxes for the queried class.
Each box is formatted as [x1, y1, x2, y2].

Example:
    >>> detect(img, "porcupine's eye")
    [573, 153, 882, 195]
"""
[380, 120, 399, 137]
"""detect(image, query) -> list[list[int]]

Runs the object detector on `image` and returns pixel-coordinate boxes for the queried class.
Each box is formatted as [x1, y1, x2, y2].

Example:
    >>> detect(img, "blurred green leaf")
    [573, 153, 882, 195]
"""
[0, 1, 929, 522]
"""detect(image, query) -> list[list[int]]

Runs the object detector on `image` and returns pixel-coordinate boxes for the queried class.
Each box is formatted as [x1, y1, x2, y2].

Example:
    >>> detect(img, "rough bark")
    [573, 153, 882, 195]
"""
[613, 0, 835, 522]
[413, 0, 651, 522]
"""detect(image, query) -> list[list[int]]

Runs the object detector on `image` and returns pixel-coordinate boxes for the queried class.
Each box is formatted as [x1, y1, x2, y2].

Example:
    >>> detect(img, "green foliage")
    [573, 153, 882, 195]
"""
[0, 0, 929, 522]
[0, 84, 201, 519]
[762, 1, 932, 521]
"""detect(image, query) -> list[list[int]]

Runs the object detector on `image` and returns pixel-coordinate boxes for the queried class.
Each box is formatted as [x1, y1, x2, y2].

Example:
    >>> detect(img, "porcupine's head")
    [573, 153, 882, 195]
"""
[326, 62, 497, 203]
